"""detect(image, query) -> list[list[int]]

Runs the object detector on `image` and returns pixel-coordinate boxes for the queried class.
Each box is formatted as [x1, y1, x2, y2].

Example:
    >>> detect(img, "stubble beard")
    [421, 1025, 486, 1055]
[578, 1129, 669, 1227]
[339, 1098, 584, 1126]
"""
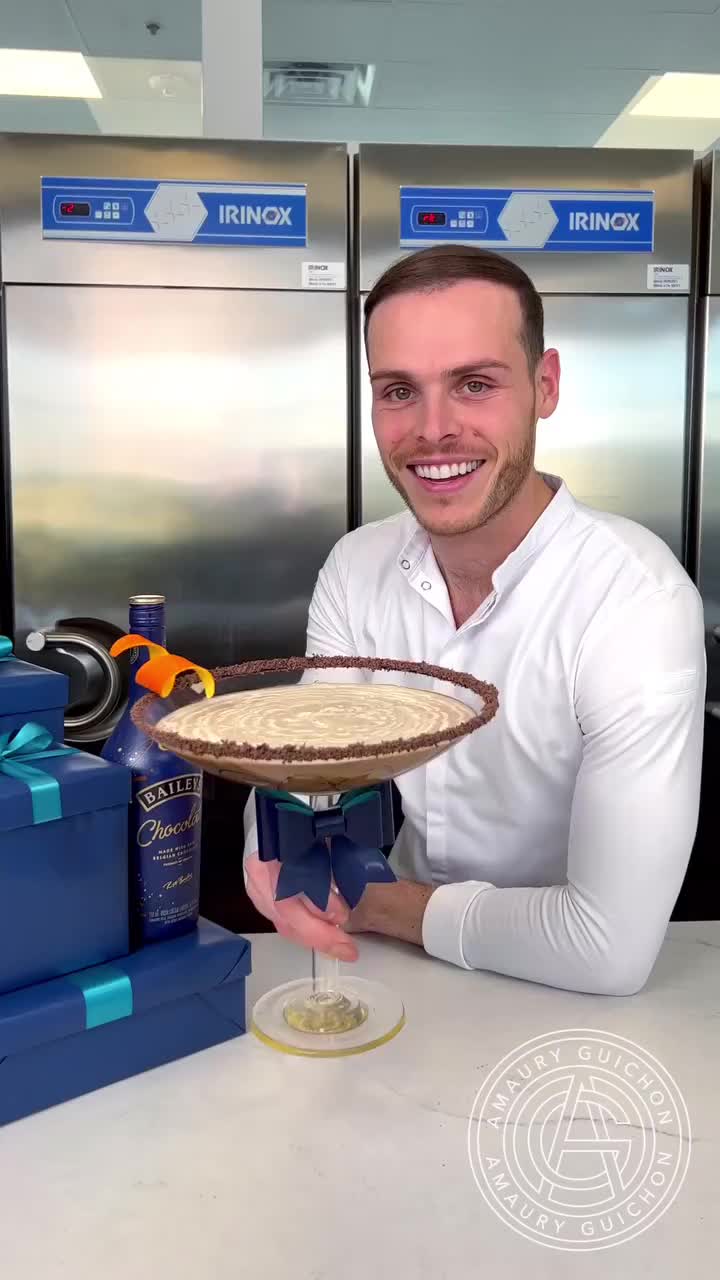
[381, 414, 537, 538]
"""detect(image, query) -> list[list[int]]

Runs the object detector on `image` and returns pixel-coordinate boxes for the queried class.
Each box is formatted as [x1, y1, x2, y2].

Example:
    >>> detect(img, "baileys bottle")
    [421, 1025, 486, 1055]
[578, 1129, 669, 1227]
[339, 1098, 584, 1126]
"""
[102, 594, 203, 946]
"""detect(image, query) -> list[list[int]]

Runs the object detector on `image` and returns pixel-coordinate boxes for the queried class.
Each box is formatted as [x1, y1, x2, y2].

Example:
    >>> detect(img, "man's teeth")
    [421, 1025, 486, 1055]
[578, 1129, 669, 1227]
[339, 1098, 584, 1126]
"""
[413, 460, 483, 480]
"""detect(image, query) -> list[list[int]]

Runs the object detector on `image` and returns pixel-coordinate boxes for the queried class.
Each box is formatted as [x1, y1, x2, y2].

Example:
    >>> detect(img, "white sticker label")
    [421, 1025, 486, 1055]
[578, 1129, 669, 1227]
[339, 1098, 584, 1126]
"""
[302, 261, 346, 290]
[647, 263, 690, 292]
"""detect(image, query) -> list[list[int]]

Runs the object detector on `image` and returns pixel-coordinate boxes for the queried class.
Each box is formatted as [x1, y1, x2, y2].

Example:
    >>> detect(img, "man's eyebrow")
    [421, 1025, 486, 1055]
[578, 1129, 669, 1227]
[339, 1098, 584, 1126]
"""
[370, 360, 511, 383]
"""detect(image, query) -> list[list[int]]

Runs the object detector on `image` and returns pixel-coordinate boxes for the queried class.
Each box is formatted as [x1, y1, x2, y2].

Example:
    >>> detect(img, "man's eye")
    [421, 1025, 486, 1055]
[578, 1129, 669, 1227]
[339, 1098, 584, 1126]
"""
[464, 379, 488, 394]
[386, 386, 413, 401]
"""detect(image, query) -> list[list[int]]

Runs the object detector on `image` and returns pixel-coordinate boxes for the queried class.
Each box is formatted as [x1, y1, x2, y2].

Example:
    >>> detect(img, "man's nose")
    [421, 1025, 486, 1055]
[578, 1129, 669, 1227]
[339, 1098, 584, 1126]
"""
[415, 394, 461, 444]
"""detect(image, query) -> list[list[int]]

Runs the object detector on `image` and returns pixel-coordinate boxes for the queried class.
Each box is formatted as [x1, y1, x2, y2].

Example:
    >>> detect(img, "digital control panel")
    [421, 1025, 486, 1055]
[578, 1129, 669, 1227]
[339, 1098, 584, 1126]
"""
[41, 176, 309, 246]
[400, 185, 655, 253]
[412, 204, 489, 234]
[54, 194, 135, 224]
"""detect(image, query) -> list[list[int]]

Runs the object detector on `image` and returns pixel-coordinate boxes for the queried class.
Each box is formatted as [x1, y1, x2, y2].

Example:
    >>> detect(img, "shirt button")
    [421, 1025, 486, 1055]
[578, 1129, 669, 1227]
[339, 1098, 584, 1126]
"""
[421, 580, 431, 591]
[401, 559, 411, 570]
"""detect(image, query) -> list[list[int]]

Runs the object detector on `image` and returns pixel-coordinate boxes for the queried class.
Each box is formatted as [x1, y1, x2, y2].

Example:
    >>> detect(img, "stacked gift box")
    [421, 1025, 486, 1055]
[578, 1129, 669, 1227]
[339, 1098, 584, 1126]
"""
[0, 639, 251, 1126]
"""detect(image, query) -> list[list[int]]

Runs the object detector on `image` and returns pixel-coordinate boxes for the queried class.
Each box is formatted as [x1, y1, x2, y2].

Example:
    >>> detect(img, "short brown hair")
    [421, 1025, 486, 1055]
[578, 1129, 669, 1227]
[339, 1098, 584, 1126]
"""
[363, 244, 545, 370]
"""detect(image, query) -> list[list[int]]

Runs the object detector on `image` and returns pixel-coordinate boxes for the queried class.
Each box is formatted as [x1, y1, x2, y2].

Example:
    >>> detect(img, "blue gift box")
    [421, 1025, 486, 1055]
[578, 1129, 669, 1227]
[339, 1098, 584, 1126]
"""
[0, 648, 69, 740]
[0, 918, 252, 1126]
[0, 744, 131, 995]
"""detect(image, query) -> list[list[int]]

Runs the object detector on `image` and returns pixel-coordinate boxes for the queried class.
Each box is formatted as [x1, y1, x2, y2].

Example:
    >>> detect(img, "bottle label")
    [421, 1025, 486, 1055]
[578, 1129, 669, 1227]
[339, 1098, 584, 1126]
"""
[136, 774, 202, 812]
[131, 769, 203, 937]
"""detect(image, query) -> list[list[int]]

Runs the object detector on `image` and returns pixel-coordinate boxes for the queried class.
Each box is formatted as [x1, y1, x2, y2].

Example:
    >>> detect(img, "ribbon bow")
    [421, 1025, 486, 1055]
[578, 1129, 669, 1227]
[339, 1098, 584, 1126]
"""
[256, 784, 397, 911]
[0, 722, 76, 824]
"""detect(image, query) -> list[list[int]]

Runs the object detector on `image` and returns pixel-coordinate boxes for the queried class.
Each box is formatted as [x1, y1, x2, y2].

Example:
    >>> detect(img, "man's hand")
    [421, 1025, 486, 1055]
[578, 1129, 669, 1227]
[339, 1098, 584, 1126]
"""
[244, 853, 359, 962]
[343, 879, 434, 947]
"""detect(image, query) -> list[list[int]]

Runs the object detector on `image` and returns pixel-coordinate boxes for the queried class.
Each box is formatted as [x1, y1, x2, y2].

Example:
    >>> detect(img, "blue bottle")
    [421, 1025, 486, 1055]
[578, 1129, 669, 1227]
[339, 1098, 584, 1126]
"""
[102, 594, 203, 947]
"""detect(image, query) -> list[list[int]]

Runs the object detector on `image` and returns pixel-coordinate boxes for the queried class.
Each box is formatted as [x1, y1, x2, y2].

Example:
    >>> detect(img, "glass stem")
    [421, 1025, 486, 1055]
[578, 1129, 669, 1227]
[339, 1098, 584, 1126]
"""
[312, 947, 340, 998]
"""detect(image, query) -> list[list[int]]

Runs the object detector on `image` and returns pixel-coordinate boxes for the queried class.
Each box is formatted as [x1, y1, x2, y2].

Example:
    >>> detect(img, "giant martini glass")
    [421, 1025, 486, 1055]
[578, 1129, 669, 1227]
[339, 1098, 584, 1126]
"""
[134, 655, 498, 1058]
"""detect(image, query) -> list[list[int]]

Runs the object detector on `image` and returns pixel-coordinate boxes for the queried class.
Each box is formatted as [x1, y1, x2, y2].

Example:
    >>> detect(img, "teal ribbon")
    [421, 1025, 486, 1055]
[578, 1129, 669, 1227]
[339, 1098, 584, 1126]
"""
[67, 963, 134, 1029]
[0, 721, 76, 824]
[0, 635, 13, 659]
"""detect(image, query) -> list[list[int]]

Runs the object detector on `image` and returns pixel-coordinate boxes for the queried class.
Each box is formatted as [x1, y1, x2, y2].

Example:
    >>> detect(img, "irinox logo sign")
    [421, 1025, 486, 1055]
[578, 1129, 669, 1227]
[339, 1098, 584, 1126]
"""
[219, 203, 292, 226]
[569, 211, 641, 233]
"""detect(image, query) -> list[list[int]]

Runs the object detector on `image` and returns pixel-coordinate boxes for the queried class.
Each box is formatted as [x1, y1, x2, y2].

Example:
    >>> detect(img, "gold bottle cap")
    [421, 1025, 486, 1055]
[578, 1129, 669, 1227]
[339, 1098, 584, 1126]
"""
[129, 594, 166, 605]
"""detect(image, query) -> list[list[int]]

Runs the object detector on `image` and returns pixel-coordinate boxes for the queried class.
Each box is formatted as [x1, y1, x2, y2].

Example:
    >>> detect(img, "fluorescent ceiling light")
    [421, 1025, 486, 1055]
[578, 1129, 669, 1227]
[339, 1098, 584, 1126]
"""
[631, 72, 720, 120]
[596, 112, 720, 153]
[0, 49, 102, 99]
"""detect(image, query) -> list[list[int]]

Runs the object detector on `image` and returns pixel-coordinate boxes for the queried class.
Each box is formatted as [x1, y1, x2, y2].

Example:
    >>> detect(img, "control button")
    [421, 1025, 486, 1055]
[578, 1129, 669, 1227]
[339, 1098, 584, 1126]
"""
[103, 201, 111, 210]
[450, 219, 458, 228]
[94, 211, 103, 220]
[112, 211, 120, 219]
[421, 580, 432, 591]
[112, 201, 119, 211]
[103, 211, 112, 219]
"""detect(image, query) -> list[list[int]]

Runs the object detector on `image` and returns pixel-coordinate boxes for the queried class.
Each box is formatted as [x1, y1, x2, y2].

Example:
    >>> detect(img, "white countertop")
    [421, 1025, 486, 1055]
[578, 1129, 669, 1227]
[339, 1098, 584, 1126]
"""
[1, 923, 719, 1279]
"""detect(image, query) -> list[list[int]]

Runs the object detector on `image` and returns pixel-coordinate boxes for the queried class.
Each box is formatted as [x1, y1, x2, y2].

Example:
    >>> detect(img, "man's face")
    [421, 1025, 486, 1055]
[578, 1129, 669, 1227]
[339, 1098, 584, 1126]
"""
[367, 279, 560, 537]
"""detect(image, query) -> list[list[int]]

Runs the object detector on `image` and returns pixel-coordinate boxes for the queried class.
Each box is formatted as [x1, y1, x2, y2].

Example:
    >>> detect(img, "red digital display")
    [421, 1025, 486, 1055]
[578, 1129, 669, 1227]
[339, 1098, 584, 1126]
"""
[418, 210, 446, 226]
[59, 201, 91, 217]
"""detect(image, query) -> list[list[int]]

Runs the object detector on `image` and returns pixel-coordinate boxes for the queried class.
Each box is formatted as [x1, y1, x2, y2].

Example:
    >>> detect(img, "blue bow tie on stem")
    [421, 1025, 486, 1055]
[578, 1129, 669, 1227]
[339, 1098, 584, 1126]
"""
[255, 784, 397, 911]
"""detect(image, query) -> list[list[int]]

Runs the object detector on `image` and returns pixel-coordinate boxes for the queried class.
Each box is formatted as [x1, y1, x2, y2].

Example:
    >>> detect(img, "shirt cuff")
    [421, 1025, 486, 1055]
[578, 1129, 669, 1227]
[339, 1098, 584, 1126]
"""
[242, 792, 259, 890]
[422, 880, 494, 968]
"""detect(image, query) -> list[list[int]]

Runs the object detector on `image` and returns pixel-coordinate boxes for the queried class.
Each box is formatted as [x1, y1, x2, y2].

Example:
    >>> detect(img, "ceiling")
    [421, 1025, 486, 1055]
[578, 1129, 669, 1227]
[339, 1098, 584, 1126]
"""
[1, 0, 720, 149]
[0, 0, 201, 137]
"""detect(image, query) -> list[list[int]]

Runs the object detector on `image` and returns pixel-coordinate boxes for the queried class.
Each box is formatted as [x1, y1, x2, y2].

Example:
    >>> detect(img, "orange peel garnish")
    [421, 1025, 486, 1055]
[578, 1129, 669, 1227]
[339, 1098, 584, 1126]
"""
[110, 634, 167, 660]
[136, 653, 215, 699]
[109, 634, 215, 698]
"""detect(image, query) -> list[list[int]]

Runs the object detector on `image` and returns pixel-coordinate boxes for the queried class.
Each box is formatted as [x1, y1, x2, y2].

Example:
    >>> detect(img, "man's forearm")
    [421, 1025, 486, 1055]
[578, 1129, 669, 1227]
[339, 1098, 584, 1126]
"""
[346, 878, 434, 946]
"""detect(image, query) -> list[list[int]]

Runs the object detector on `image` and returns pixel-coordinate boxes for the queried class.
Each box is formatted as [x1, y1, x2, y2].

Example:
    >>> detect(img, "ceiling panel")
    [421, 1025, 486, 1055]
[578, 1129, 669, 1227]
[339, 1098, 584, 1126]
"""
[85, 57, 201, 138]
[263, 1, 391, 61]
[289, 0, 720, 8]
[67, 0, 201, 60]
[373, 62, 648, 116]
[88, 98, 202, 138]
[293, 0, 392, 6]
[88, 57, 201, 104]
[581, 12, 720, 70]
[263, 103, 615, 146]
[398, 0, 720, 10]
[0, 96, 98, 133]
[0, 0, 83, 50]
[385, 4, 720, 66]
[384, 5, 591, 63]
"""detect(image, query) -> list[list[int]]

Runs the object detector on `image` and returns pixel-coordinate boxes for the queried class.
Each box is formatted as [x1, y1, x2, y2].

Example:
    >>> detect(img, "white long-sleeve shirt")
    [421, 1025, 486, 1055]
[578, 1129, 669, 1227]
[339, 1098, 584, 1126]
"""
[243, 476, 706, 995]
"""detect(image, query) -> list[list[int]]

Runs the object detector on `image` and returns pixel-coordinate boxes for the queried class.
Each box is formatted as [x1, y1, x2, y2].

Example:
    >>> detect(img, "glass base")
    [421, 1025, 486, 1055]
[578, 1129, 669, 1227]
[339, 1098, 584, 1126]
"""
[284, 986, 369, 1034]
[251, 976, 406, 1058]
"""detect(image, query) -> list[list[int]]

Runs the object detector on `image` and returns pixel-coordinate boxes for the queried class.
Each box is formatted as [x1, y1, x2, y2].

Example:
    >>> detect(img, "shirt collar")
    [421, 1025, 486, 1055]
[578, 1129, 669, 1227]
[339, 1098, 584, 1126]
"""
[397, 473, 576, 598]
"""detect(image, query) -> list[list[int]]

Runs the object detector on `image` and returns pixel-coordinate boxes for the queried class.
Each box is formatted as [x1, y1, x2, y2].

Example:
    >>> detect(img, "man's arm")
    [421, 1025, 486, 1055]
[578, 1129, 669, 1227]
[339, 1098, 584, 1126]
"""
[347, 585, 707, 996]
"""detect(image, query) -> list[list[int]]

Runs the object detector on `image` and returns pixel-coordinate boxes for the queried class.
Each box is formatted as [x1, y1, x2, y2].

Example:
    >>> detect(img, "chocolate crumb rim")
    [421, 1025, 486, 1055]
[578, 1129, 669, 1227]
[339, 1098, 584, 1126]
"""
[132, 655, 499, 763]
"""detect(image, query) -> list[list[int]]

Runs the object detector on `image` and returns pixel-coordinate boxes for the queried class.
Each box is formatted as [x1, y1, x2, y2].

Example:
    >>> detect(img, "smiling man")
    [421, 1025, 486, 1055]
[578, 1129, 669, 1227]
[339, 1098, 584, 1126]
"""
[244, 244, 706, 996]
